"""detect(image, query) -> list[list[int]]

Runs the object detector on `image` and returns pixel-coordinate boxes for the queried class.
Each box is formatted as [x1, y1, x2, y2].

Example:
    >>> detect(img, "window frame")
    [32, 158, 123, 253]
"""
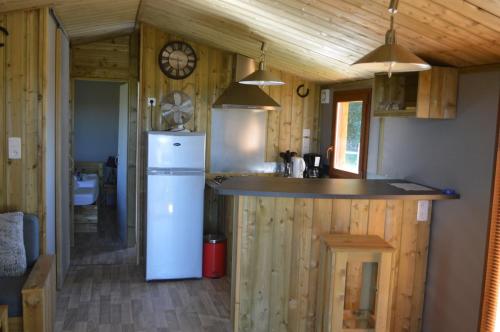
[328, 89, 372, 179]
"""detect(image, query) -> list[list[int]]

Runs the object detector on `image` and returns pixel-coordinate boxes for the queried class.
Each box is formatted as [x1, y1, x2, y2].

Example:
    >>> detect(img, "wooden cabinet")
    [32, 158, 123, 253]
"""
[373, 66, 458, 119]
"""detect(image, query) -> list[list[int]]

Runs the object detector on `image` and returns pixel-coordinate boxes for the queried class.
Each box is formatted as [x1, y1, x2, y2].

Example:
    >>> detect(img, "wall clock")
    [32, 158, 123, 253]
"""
[158, 41, 197, 80]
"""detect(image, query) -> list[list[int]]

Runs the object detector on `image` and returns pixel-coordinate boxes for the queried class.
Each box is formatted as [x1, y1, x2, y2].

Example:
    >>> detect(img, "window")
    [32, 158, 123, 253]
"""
[328, 89, 371, 178]
[333, 100, 363, 174]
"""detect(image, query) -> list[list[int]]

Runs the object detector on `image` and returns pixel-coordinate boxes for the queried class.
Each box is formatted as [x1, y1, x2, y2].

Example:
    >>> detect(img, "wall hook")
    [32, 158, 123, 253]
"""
[296, 84, 310, 98]
[0, 26, 9, 48]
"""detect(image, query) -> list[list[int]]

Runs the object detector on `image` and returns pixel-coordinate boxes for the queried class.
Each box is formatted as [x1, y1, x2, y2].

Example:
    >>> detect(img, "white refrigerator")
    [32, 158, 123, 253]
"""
[146, 131, 206, 281]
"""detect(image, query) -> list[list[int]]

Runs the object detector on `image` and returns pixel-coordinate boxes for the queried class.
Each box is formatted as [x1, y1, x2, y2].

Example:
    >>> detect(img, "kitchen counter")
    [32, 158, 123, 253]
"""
[208, 176, 458, 200]
[208, 176, 458, 330]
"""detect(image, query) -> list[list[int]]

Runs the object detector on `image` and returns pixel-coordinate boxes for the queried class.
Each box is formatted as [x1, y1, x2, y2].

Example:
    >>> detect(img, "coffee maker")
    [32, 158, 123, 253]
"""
[303, 153, 322, 178]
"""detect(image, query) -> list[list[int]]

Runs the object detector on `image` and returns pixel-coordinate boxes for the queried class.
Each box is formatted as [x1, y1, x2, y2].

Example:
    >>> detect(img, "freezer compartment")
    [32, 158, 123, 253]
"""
[146, 172, 205, 280]
[147, 131, 206, 170]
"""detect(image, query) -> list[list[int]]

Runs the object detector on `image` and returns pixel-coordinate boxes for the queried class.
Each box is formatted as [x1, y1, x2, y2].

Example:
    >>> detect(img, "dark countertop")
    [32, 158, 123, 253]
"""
[207, 176, 459, 200]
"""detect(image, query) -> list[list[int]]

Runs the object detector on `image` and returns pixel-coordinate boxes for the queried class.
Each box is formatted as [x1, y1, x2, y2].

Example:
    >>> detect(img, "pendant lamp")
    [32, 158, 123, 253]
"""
[352, 0, 430, 77]
[239, 42, 285, 86]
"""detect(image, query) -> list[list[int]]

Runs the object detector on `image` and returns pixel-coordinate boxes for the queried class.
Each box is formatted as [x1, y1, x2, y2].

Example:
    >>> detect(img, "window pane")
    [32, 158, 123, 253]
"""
[334, 101, 363, 174]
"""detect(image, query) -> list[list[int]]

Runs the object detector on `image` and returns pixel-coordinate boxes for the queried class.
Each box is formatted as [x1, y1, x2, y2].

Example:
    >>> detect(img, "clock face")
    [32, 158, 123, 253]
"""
[159, 41, 197, 80]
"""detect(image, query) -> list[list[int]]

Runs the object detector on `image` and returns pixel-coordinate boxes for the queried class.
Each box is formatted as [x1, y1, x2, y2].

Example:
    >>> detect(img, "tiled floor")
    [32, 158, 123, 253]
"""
[55, 265, 231, 332]
[71, 207, 136, 266]
[57, 206, 231, 332]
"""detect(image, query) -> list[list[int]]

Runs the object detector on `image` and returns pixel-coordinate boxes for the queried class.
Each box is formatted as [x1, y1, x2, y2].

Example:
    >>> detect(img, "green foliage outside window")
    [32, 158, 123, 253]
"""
[346, 101, 362, 167]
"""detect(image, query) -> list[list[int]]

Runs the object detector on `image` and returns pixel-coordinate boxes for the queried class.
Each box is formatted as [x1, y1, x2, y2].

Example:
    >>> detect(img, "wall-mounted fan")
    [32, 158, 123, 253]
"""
[160, 91, 194, 131]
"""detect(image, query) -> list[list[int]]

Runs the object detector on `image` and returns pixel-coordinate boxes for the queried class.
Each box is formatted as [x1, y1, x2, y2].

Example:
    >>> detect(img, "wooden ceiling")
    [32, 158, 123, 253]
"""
[0, 0, 499, 82]
[0, 0, 140, 42]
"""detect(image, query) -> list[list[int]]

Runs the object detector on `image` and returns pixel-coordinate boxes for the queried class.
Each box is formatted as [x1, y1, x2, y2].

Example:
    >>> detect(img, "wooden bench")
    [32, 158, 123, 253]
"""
[316, 234, 395, 332]
[7, 255, 56, 332]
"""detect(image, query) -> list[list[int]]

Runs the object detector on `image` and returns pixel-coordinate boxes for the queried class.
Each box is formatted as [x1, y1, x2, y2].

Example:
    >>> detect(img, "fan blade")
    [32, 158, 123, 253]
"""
[160, 103, 174, 111]
[180, 99, 192, 108]
[174, 92, 182, 106]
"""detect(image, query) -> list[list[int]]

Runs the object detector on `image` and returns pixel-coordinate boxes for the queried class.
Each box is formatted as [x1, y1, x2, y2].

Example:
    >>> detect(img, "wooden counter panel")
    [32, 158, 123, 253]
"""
[230, 196, 432, 332]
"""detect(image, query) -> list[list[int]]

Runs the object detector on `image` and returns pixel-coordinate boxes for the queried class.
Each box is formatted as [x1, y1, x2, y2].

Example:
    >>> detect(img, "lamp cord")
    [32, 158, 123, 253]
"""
[149, 99, 154, 131]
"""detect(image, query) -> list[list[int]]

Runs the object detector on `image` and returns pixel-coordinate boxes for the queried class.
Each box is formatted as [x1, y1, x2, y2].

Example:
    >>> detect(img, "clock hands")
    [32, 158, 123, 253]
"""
[160, 42, 196, 79]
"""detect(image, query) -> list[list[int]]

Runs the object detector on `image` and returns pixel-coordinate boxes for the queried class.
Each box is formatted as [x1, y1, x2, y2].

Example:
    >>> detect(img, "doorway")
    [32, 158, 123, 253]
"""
[71, 79, 134, 265]
[328, 89, 371, 178]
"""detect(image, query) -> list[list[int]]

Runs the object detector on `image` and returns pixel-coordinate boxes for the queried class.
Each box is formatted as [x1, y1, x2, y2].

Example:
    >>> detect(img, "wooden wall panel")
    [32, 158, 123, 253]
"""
[71, 36, 131, 80]
[138, 23, 321, 166]
[137, 22, 321, 260]
[0, 8, 50, 253]
[232, 196, 433, 331]
[127, 31, 139, 247]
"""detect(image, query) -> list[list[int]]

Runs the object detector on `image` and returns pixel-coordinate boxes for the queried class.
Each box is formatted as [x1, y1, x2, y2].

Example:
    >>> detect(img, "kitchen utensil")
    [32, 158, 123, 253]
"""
[291, 156, 306, 178]
[303, 153, 322, 178]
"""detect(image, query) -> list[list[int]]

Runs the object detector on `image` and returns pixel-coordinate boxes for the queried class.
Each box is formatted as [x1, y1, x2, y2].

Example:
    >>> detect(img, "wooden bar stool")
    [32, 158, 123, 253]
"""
[316, 234, 394, 332]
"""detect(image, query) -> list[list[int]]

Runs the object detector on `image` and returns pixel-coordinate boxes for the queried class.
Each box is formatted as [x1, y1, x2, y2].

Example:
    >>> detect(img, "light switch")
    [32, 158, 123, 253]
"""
[302, 128, 311, 154]
[417, 200, 429, 222]
[321, 89, 330, 104]
[8, 137, 21, 160]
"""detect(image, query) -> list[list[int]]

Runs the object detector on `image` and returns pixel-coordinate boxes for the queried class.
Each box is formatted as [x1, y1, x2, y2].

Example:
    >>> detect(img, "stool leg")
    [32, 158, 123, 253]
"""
[375, 252, 393, 332]
[0, 305, 8, 332]
[316, 244, 327, 332]
[331, 253, 348, 332]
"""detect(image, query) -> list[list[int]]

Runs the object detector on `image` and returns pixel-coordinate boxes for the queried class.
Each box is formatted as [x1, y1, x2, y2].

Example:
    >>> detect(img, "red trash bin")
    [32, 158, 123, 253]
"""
[203, 234, 226, 278]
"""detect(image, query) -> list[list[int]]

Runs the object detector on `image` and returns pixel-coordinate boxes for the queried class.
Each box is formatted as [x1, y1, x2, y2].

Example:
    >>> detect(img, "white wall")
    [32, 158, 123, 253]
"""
[371, 70, 500, 331]
[74, 80, 121, 163]
[319, 70, 500, 331]
[117, 83, 128, 243]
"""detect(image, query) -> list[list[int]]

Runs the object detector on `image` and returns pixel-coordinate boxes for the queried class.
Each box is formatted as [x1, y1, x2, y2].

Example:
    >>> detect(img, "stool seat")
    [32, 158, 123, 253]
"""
[316, 234, 395, 332]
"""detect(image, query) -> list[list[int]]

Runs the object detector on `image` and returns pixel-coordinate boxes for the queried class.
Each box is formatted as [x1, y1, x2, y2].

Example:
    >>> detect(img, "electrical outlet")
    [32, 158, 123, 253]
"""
[417, 200, 430, 222]
[147, 97, 156, 107]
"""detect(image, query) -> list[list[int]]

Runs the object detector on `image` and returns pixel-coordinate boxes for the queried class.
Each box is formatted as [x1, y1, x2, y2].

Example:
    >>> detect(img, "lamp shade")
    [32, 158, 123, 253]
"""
[239, 61, 285, 86]
[352, 42, 430, 73]
[212, 82, 281, 110]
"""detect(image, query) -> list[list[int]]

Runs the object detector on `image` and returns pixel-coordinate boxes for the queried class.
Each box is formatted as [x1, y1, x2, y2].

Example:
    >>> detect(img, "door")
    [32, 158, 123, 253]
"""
[117, 83, 128, 243]
[328, 89, 371, 178]
[147, 132, 206, 170]
[55, 28, 71, 289]
[146, 172, 205, 280]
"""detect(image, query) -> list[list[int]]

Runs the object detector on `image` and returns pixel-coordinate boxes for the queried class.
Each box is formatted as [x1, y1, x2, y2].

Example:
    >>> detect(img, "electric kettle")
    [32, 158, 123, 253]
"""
[291, 156, 306, 178]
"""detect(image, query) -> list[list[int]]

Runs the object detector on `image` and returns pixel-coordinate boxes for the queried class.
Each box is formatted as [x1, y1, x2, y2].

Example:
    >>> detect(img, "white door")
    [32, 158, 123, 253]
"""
[55, 28, 71, 289]
[147, 132, 206, 170]
[117, 84, 128, 243]
[146, 172, 204, 280]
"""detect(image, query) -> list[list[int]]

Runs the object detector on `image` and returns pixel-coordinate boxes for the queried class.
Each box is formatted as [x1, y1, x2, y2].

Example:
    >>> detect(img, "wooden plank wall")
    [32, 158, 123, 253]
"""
[71, 33, 139, 246]
[71, 36, 132, 80]
[233, 196, 432, 332]
[0, 8, 51, 253]
[138, 22, 321, 165]
[137, 22, 321, 260]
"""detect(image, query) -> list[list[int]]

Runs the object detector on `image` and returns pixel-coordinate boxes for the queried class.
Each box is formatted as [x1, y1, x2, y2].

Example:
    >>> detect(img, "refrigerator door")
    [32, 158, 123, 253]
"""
[148, 132, 206, 170]
[146, 171, 204, 280]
